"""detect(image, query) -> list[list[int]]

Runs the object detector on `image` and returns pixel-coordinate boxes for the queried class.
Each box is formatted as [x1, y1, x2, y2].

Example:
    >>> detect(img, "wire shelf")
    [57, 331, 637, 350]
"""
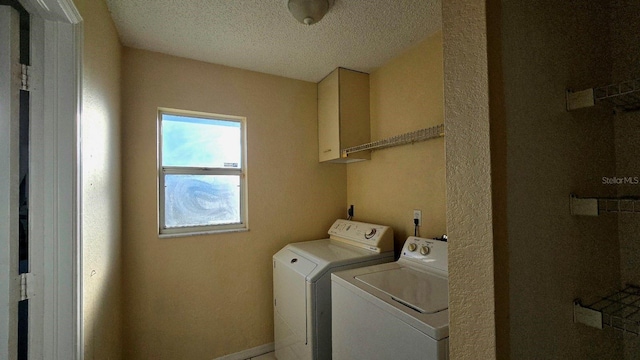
[570, 194, 640, 216]
[594, 79, 640, 112]
[599, 198, 640, 214]
[567, 78, 640, 112]
[574, 285, 640, 335]
[341, 124, 444, 157]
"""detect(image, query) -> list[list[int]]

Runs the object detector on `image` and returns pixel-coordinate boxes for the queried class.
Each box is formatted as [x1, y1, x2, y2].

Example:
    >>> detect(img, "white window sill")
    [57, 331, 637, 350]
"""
[158, 227, 249, 239]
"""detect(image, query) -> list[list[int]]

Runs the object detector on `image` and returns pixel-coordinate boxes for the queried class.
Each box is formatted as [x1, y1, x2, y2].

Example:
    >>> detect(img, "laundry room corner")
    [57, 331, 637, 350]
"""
[346, 31, 446, 255]
[119, 48, 347, 359]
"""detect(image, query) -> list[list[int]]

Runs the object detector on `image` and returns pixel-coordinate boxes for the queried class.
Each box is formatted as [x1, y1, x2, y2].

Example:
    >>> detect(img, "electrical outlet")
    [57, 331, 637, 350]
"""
[413, 209, 422, 226]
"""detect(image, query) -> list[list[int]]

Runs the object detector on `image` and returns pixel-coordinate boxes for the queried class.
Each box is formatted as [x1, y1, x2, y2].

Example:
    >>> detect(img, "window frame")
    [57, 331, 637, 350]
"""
[157, 108, 248, 236]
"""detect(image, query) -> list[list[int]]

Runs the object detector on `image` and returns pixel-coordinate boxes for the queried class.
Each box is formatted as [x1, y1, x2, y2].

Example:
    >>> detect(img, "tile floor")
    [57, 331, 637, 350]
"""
[246, 351, 276, 360]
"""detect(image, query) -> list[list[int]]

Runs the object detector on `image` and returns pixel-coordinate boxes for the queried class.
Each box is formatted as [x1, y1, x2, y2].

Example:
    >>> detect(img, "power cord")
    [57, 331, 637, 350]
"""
[414, 218, 419, 237]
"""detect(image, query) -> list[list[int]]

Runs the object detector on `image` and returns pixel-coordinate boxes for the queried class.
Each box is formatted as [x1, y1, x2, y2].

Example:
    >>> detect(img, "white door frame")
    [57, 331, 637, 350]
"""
[0, 6, 22, 360]
[17, 0, 83, 359]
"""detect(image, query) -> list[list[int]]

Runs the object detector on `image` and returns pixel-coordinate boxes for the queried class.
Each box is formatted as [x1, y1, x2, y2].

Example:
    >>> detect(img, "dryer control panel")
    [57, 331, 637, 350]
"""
[328, 219, 393, 253]
[400, 236, 448, 275]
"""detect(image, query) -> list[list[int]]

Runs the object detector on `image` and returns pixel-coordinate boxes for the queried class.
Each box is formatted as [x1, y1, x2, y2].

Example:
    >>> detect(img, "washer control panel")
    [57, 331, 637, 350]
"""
[401, 236, 448, 274]
[328, 219, 394, 253]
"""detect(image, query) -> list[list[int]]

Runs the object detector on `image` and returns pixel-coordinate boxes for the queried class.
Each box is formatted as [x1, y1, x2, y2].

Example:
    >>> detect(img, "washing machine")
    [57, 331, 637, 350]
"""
[331, 236, 449, 360]
[273, 219, 394, 360]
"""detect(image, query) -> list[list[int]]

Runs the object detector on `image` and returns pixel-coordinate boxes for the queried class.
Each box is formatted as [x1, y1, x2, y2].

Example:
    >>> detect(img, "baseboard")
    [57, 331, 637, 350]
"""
[213, 342, 275, 360]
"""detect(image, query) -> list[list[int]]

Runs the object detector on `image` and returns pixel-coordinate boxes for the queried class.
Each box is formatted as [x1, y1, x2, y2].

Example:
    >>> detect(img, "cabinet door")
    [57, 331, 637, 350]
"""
[339, 69, 370, 154]
[318, 69, 340, 162]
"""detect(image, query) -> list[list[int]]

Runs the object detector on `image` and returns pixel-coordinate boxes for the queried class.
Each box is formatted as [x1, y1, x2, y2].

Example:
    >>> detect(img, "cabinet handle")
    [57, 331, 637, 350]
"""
[323, 149, 332, 153]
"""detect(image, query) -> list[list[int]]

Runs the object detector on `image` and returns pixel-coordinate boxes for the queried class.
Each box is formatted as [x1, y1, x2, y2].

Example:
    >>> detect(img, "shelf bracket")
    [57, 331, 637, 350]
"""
[570, 195, 599, 216]
[574, 300, 604, 330]
[566, 89, 595, 110]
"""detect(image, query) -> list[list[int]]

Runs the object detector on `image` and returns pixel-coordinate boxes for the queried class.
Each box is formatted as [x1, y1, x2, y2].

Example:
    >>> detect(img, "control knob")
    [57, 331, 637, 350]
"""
[408, 243, 417, 252]
[420, 246, 430, 255]
[365, 228, 377, 239]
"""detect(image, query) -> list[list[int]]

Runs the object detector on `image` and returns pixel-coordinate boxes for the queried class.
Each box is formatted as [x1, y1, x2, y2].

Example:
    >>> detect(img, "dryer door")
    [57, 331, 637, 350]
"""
[273, 249, 316, 360]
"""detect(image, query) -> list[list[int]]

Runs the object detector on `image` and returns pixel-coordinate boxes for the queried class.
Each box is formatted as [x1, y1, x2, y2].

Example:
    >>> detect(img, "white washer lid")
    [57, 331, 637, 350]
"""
[355, 267, 448, 314]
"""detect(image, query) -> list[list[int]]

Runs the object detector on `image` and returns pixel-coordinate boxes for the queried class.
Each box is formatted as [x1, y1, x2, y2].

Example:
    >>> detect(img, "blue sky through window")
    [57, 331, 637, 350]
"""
[162, 114, 241, 168]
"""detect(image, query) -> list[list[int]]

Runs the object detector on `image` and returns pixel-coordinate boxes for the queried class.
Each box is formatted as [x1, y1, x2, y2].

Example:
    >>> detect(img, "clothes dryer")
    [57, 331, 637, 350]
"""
[273, 219, 394, 360]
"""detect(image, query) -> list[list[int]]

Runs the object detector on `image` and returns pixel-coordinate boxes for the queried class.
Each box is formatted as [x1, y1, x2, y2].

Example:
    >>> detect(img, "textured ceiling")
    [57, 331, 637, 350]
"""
[105, 0, 442, 82]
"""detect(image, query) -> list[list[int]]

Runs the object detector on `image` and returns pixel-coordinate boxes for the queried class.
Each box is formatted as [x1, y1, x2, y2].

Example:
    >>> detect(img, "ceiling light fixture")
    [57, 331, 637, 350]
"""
[287, 0, 335, 26]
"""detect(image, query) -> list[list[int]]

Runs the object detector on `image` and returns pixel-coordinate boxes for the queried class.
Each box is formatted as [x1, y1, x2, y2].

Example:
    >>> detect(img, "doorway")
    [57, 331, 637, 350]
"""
[1, 0, 83, 358]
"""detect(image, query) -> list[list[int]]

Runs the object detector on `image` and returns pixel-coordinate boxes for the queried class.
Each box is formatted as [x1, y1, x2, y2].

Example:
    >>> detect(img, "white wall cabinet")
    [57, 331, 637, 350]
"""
[318, 68, 370, 163]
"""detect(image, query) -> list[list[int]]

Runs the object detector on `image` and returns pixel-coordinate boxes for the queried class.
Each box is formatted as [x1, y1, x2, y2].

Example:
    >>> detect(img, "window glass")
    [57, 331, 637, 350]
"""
[162, 114, 241, 169]
[164, 174, 240, 228]
[158, 109, 247, 235]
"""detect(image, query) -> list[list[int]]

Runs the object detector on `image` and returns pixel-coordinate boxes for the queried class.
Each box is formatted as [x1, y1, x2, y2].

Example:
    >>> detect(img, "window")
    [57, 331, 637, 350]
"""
[158, 108, 247, 235]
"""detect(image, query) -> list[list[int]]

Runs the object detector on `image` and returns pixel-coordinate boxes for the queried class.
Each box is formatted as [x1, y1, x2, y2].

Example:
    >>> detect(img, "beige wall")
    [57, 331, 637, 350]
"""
[612, 0, 640, 302]
[502, 1, 624, 359]
[347, 33, 446, 253]
[442, 1, 498, 359]
[616, 111, 640, 360]
[611, 1, 640, 358]
[120, 48, 346, 359]
[74, 0, 123, 359]
[443, 1, 635, 358]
